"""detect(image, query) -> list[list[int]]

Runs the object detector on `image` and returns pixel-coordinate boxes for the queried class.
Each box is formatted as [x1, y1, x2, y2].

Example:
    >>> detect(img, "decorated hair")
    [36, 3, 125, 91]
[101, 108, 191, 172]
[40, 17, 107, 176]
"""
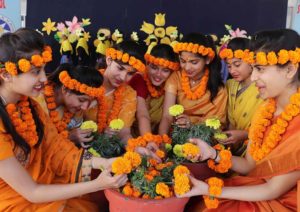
[178, 33, 224, 101]
[0, 28, 45, 157]
[219, 37, 250, 60]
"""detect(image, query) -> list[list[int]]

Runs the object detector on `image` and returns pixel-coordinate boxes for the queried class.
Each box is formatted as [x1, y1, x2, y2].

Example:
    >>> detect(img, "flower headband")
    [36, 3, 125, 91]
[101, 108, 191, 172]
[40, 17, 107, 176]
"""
[2, 46, 52, 76]
[219, 48, 248, 60]
[144, 54, 180, 71]
[243, 48, 300, 65]
[59, 70, 104, 98]
[106, 47, 146, 73]
[173, 42, 215, 60]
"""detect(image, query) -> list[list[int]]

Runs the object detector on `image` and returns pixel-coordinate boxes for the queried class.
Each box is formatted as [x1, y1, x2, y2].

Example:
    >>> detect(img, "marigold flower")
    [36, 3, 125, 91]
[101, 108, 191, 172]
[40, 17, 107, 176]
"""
[5, 62, 18, 75]
[205, 118, 221, 130]
[80, 120, 98, 132]
[111, 157, 132, 175]
[173, 165, 190, 177]
[156, 182, 171, 198]
[168, 104, 184, 116]
[174, 174, 190, 195]
[182, 143, 200, 157]
[18, 59, 31, 72]
[123, 151, 142, 168]
[109, 118, 124, 130]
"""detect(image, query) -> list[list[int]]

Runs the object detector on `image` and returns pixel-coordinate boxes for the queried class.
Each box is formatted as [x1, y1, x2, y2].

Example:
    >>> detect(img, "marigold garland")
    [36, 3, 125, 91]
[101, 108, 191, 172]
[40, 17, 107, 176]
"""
[106, 47, 146, 73]
[207, 144, 232, 173]
[6, 96, 38, 147]
[249, 88, 300, 161]
[3, 46, 52, 76]
[143, 72, 164, 98]
[219, 48, 248, 60]
[203, 177, 224, 209]
[173, 42, 215, 60]
[144, 54, 180, 71]
[181, 68, 209, 100]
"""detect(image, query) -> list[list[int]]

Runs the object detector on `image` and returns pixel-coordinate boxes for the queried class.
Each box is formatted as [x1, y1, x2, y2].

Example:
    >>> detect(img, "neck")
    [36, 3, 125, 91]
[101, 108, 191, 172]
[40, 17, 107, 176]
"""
[240, 77, 252, 88]
[103, 71, 115, 94]
[189, 69, 205, 82]
[54, 87, 64, 107]
[275, 84, 298, 115]
[0, 85, 21, 105]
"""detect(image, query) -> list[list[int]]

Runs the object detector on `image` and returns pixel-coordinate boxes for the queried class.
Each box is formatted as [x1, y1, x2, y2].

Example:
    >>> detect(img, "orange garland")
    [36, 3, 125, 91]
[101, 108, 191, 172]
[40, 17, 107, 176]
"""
[6, 96, 38, 147]
[3, 46, 52, 76]
[249, 88, 300, 161]
[106, 47, 146, 73]
[219, 48, 248, 60]
[44, 83, 73, 138]
[181, 68, 209, 100]
[173, 42, 215, 60]
[144, 54, 180, 71]
[143, 73, 164, 98]
[203, 177, 224, 209]
[207, 144, 232, 173]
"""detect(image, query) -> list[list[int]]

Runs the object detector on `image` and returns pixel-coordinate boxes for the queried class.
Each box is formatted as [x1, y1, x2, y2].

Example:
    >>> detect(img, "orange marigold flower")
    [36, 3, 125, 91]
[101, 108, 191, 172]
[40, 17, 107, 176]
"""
[123, 151, 142, 168]
[174, 174, 190, 195]
[18, 59, 31, 72]
[5, 62, 18, 75]
[111, 157, 132, 175]
[122, 184, 133, 196]
[173, 165, 190, 177]
[31, 55, 44, 67]
[156, 182, 171, 198]
[182, 143, 200, 157]
[155, 149, 165, 158]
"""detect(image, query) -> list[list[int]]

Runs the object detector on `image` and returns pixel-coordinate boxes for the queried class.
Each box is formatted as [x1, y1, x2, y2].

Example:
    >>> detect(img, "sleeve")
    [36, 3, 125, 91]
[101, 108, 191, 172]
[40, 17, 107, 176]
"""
[128, 73, 149, 99]
[118, 86, 137, 128]
[164, 71, 179, 95]
[0, 131, 14, 161]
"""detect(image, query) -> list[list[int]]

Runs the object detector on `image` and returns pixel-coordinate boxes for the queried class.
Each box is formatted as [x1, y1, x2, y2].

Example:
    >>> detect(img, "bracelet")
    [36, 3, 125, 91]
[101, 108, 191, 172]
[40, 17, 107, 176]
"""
[81, 150, 93, 182]
[203, 177, 224, 209]
[213, 149, 218, 161]
[207, 145, 232, 173]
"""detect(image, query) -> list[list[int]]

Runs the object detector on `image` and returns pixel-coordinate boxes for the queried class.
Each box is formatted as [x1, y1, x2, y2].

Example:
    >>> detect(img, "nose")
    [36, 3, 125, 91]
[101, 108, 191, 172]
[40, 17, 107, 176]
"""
[81, 101, 89, 110]
[119, 71, 127, 82]
[250, 68, 258, 82]
[39, 69, 47, 83]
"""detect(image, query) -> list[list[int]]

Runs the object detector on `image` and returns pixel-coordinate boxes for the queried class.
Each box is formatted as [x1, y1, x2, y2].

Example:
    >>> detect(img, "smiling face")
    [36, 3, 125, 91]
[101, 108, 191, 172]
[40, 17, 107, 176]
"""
[62, 89, 94, 113]
[226, 58, 252, 82]
[147, 62, 171, 87]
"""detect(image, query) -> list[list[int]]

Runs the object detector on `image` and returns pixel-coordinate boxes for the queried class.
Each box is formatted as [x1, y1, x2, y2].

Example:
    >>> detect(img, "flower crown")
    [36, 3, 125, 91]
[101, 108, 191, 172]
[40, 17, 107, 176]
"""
[219, 48, 248, 60]
[2, 46, 52, 76]
[144, 54, 180, 71]
[59, 70, 104, 98]
[106, 47, 146, 73]
[173, 42, 215, 60]
[243, 48, 300, 65]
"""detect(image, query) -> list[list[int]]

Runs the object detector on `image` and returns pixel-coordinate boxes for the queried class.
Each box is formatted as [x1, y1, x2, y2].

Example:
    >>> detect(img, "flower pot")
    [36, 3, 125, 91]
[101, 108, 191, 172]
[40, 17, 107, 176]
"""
[104, 188, 189, 212]
[183, 162, 216, 180]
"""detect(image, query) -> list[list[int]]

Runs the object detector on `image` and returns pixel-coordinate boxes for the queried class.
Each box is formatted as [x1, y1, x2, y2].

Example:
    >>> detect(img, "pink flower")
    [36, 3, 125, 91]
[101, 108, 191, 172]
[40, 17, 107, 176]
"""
[229, 28, 247, 39]
[57, 22, 66, 32]
[65, 16, 81, 33]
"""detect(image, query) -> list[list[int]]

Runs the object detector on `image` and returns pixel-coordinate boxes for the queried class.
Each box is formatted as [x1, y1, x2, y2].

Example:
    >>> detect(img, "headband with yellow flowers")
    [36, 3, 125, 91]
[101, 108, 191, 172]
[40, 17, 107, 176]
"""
[173, 42, 215, 60]
[219, 48, 250, 61]
[144, 54, 180, 71]
[242, 48, 300, 65]
[59, 70, 104, 98]
[106, 47, 146, 73]
[2, 46, 52, 76]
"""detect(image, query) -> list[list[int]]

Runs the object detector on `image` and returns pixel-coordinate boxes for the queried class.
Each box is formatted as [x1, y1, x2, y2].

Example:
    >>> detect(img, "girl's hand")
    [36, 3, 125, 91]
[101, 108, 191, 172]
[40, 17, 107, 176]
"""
[146, 142, 159, 152]
[96, 169, 128, 190]
[174, 114, 192, 128]
[92, 157, 116, 170]
[187, 138, 216, 162]
[135, 146, 162, 163]
[104, 127, 120, 137]
[218, 130, 247, 145]
[176, 175, 208, 198]
[69, 128, 93, 148]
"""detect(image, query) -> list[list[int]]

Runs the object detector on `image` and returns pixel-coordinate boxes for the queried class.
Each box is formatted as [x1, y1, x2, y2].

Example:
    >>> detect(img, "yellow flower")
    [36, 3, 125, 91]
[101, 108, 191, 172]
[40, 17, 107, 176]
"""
[160, 37, 171, 45]
[205, 118, 221, 130]
[42, 18, 57, 35]
[174, 175, 190, 195]
[156, 182, 170, 198]
[154, 13, 166, 26]
[173, 144, 184, 157]
[88, 147, 101, 157]
[214, 132, 228, 140]
[165, 143, 172, 151]
[83, 32, 91, 41]
[109, 119, 124, 130]
[173, 165, 190, 177]
[80, 120, 98, 132]
[154, 27, 166, 38]
[169, 104, 184, 116]
[112, 157, 132, 175]
[123, 151, 142, 168]
[182, 143, 200, 157]
[166, 26, 177, 36]
[82, 18, 91, 26]
[140, 21, 155, 34]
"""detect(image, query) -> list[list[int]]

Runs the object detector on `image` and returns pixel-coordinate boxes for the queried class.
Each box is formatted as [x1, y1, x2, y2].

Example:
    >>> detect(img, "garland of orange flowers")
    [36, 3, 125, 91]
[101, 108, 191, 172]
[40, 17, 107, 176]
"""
[44, 82, 73, 138]
[173, 42, 215, 60]
[207, 144, 232, 173]
[219, 48, 248, 60]
[181, 68, 209, 100]
[106, 47, 146, 73]
[143, 73, 164, 98]
[96, 84, 126, 132]
[3, 46, 52, 76]
[5, 96, 38, 147]
[203, 177, 224, 209]
[144, 54, 180, 71]
[249, 88, 300, 161]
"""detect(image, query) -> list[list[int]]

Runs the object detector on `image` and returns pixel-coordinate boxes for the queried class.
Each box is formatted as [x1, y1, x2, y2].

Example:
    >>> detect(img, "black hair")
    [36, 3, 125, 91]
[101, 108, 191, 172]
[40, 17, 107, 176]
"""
[227, 37, 250, 51]
[48, 63, 103, 95]
[113, 40, 146, 64]
[181, 33, 224, 101]
[0, 28, 45, 158]
[150, 44, 179, 63]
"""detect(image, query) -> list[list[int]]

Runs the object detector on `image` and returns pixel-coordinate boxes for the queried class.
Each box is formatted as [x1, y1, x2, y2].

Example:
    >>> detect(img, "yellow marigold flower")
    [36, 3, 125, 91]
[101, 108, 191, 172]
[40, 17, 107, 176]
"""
[214, 132, 228, 140]
[173, 144, 184, 157]
[182, 143, 200, 157]
[278, 50, 289, 64]
[123, 151, 142, 168]
[156, 182, 170, 198]
[165, 143, 172, 151]
[234, 50, 244, 59]
[5, 62, 18, 75]
[169, 104, 184, 116]
[80, 120, 98, 132]
[203, 196, 219, 209]
[88, 147, 101, 157]
[173, 165, 190, 177]
[109, 119, 124, 130]
[18, 59, 31, 72]
[256, 52, 267, 65]
[174, 174, 190, 195]
[205, 118, 221, 130]
[266, 52, 278, 65]
[111, 157, 132, 175]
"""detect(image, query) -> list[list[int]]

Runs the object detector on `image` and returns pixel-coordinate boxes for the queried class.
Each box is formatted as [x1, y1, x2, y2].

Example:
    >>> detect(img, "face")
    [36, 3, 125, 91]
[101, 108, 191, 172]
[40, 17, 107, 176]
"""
[226, 58, 252, 82]
[106, 57, 136, 88]
[11, 65, 47, 98]
[62, 90, 93, 113]
[251, 64, 293, 99]
[147, 63, 171, 87]
[179, 51, 208, 80]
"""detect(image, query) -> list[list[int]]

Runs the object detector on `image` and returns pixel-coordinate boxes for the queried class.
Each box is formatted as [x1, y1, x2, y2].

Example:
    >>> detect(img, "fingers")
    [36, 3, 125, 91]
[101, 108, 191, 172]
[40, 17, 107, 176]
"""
[149, 151, 162, 163]
[80, 141, 91, 149]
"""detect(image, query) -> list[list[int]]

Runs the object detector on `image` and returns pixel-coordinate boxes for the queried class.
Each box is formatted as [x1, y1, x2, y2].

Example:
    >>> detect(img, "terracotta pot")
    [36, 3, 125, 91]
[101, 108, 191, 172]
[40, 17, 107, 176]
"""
[183, 162, 216, 180]
[104, 189, 189, 212]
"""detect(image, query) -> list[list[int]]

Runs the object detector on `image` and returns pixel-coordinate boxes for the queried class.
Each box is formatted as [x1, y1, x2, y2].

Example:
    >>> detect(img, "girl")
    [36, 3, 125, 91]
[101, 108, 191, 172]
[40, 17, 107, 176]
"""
[179, 29, 300, 212]
[37, 63, 103, 148]
[219, 38, 264, 156]
[129, 44, 180, 136]
[0, 28, 127, 211]
[159, 33, 227, 134]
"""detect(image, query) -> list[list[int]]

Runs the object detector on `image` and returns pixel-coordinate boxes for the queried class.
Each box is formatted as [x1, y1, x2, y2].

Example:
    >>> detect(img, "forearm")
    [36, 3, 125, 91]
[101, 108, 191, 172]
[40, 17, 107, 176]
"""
[138, 115, 152, 135]
[158, 116, 173, 135]
[119, 128, 132, 145]
[230, 155, 254, 175]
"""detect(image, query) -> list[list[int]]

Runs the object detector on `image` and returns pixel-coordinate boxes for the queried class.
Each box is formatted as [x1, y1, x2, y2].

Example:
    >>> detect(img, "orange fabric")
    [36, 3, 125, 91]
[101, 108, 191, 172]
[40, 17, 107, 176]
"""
[0, 100, 99, 211]
[84, 84, 137, 128]
[190, 114, 300, 212]
[165, 70, 227, 124]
